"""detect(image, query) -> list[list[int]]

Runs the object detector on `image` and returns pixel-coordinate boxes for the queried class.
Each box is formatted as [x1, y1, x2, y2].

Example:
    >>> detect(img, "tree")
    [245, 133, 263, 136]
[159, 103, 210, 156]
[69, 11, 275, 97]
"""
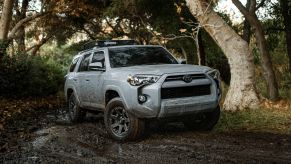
[280, 0, 291, 73]
[242, 0, 251, 43]
[0, 0, 14, 59]
[14, 0, 29, 52]
[232, 0, 279, 100]
[185, 0, 259, 110]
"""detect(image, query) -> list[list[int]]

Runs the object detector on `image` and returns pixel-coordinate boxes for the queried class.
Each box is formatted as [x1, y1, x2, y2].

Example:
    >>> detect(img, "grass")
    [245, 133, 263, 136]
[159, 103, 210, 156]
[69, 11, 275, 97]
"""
[215, 107, 291, 135]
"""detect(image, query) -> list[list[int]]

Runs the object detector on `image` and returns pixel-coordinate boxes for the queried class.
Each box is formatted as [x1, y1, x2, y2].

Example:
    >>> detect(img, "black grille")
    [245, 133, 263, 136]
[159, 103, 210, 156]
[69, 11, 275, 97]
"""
[161, 85, 211, 99]
[165, 74, 206, 82]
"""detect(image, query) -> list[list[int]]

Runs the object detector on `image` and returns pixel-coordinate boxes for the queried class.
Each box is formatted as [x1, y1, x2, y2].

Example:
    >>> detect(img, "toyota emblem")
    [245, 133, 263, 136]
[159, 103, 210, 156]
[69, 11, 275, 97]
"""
[182, 75, 192, 83]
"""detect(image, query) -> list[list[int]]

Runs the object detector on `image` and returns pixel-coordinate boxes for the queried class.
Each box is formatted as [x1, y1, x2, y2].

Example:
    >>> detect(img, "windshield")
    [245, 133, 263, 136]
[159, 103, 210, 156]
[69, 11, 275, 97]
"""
[108, 46, 178, 68]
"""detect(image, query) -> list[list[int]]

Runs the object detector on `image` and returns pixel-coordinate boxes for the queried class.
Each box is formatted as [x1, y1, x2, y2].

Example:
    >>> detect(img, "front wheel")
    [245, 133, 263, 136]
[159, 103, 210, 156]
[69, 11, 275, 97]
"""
[183, 106, 220, 131]
[104, 98, 144, 141]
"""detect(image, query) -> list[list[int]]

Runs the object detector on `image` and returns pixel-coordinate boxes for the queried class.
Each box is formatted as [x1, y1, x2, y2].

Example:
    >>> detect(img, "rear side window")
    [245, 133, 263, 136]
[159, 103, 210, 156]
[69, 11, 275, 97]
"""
[78, 53, 91, 72]
[69, 57, 80, 72]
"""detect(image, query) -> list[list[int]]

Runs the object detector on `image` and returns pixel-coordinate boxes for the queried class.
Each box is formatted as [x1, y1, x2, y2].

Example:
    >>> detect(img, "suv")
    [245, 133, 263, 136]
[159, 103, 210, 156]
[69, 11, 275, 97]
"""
[65, 40, 221, 141]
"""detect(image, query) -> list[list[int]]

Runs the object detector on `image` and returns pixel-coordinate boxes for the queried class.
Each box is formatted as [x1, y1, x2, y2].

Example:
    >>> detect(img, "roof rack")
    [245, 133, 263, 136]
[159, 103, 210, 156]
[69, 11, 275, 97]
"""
[82, 40, 138, 51]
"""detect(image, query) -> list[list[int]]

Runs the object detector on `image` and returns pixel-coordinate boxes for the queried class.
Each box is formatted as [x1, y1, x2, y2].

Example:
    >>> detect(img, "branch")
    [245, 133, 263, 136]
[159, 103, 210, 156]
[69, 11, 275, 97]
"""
[162, 34, 194, 41]
[25, 34, 53, 53]
[256, 0, 267, 10]
[249, 0, 257, 13]
[8, 12, 48, 40]
[232, 0, 250, 16]
[136, 15, 163, 45]
[266, 27, 285, 32]
[14, 0, 21, 16]
[105, 18, 121, 36]
[81, 27, 96, 40]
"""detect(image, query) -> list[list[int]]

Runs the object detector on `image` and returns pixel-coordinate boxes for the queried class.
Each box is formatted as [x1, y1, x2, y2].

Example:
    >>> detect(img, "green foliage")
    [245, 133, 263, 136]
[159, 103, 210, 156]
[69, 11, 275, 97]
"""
[201, 31, 231, 84]
[0, 54, 64, 98]
[0, 40, 9, 56]
[39, 40, 89, 71]
[166, 37, 197, 64]
[254, 29, 291, 100]
[104, 0, 182, 37]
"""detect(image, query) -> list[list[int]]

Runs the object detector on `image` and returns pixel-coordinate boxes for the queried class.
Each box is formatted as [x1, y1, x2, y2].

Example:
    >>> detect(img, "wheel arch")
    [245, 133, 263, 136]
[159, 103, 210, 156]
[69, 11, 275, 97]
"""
[104, 85, 129, 109]
[66, 87, 81, 105]
[67, 88, 74, 100]
[105, 90, 120, 105]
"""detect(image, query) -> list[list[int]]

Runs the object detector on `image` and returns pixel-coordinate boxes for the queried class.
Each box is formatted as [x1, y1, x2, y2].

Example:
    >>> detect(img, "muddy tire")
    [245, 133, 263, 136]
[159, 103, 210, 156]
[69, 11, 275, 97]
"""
[183, 106, 220, 131]
[104, 98, 144, 141]
[68, 93, 86, 123]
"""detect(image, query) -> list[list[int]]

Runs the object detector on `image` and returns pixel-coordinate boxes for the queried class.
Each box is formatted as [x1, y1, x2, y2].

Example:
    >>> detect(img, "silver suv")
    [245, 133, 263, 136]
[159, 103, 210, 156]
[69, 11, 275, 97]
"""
[65, 40, 221, 141]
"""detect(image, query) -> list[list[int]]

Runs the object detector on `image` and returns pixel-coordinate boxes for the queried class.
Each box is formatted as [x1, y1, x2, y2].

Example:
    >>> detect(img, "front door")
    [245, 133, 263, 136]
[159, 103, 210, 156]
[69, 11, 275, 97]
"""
[76, 53, 92, 107]
[85, 51, 106, 109]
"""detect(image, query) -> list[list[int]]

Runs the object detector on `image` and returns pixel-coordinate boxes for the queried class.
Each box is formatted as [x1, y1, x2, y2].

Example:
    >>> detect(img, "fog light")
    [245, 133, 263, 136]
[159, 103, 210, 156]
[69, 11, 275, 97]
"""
[138, 95, 147, 103]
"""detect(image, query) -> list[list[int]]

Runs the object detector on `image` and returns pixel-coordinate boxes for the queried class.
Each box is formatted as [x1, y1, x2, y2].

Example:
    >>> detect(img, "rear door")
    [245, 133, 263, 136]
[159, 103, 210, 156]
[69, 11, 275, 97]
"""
[65, 55, 81, 98]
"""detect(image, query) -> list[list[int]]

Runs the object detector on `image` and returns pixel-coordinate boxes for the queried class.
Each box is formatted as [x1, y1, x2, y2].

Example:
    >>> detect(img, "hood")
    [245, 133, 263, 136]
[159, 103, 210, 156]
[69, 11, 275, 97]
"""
[110, 64, 211, 76]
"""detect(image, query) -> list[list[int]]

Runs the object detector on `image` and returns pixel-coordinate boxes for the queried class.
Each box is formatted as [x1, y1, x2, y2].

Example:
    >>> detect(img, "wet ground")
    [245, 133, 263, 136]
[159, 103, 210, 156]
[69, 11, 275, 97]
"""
[1, 108, 291, 164]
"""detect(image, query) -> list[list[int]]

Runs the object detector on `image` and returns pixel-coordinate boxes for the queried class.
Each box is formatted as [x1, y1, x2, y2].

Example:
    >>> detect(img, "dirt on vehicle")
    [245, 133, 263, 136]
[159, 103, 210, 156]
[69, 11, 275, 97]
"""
[1, 108, 291, 164]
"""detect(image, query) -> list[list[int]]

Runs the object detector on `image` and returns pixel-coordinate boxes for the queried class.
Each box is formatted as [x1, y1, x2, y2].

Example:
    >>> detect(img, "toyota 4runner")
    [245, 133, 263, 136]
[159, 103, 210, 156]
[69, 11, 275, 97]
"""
[64, 40, 221, 141]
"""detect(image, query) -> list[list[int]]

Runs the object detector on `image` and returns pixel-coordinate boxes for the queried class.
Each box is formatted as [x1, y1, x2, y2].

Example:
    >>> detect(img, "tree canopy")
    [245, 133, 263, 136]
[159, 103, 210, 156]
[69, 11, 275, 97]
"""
[0, 0, 290, 110]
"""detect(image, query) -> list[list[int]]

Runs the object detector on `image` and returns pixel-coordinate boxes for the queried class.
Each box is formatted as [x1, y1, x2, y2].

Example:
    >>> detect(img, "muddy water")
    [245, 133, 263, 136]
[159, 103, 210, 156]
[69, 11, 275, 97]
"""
[1, 109, 291, 163]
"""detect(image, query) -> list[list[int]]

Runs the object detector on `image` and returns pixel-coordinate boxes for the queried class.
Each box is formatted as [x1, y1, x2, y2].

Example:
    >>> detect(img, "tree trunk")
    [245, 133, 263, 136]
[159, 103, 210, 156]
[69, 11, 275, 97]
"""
[186, 0, 259, 110]
[252, 18, 279, 100]
[242, 20, 251, 43]
[0, 0, 14, 59]
[242, 0, 251, 43]
[196, 31, 205, 65]
[232, 0, 279, 100]
[15, 0, 29, 52]
[0, 0, 14, 40]
[281, 0, 291, 73]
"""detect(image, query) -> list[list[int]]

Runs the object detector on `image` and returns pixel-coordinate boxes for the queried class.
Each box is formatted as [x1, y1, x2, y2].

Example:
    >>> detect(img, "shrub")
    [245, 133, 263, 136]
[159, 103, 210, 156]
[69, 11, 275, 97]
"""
[0, 54, 64, 98]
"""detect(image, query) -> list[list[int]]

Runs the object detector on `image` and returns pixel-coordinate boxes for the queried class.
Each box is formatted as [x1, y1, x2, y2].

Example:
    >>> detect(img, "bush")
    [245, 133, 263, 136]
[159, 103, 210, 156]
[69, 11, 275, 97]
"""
[0, 54, 64, 98]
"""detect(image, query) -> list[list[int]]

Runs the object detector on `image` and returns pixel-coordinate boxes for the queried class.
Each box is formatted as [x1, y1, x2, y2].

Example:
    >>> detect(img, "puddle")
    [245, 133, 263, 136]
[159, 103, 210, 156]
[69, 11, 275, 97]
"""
[32, 127, 61, 149]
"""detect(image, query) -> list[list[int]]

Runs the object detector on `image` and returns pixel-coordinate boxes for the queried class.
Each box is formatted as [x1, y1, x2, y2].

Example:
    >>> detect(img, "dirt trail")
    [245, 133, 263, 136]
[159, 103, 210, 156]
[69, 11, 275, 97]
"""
[1, 109, 291, 164]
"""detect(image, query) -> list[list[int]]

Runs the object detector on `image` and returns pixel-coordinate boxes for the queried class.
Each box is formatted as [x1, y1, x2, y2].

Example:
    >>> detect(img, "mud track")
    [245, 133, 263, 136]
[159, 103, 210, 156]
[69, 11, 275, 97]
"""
[1, 108, 291, 164]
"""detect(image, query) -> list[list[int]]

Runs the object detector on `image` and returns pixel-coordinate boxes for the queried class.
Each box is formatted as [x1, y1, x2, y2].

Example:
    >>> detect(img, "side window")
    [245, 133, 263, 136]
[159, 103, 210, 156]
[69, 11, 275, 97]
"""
[69, 56, 80, 72]
[91, 51, 105, 68]
[78, 53, 91, 72]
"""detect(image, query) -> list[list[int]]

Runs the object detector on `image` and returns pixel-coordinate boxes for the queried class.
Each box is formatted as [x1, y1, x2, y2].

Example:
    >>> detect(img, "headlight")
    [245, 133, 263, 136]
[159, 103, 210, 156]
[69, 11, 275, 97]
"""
[207, 69, 220, 79]
[127, 74, 160, 86]
[207, 69, 221, 99]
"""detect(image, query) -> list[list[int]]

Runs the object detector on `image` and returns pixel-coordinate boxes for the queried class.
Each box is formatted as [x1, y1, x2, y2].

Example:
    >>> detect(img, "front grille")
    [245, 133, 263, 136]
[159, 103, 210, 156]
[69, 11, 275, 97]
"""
[161, 85, 211, 99]
[165, 74, 206, 82]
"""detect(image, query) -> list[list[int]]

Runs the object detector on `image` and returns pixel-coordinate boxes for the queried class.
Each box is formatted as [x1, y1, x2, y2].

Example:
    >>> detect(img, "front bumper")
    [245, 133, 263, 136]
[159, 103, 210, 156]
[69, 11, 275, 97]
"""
[125, 72, 220, 118]
[158, 96, 218, 118]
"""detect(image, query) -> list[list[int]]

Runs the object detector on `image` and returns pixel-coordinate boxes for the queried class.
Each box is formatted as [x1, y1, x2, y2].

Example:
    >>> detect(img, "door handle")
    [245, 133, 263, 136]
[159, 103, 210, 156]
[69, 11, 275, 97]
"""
[85, 79, 90, 81]
[73, 78, 77, 81]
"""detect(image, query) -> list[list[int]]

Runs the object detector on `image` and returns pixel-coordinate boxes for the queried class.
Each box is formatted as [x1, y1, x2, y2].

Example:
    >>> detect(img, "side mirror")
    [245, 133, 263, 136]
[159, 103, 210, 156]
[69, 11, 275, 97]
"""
[177, 59, 186, 64]
[89, 62, 105, 71]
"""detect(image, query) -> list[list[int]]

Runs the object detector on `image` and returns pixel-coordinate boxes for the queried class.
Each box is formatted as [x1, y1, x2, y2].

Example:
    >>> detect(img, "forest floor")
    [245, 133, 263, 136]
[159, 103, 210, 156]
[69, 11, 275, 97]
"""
[1, 103, 291, 164]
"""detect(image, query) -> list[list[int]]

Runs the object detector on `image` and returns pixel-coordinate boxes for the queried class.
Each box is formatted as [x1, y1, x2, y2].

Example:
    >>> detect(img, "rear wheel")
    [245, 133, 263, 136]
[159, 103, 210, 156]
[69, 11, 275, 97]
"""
[68, 93, 86, 123]
[104, 98, 144, 141]
[183, 106, 220, 131]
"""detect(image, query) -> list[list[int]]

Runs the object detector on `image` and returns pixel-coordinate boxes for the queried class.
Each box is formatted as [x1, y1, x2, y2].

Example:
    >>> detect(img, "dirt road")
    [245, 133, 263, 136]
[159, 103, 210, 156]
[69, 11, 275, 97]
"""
[1, 108, 291, 164]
